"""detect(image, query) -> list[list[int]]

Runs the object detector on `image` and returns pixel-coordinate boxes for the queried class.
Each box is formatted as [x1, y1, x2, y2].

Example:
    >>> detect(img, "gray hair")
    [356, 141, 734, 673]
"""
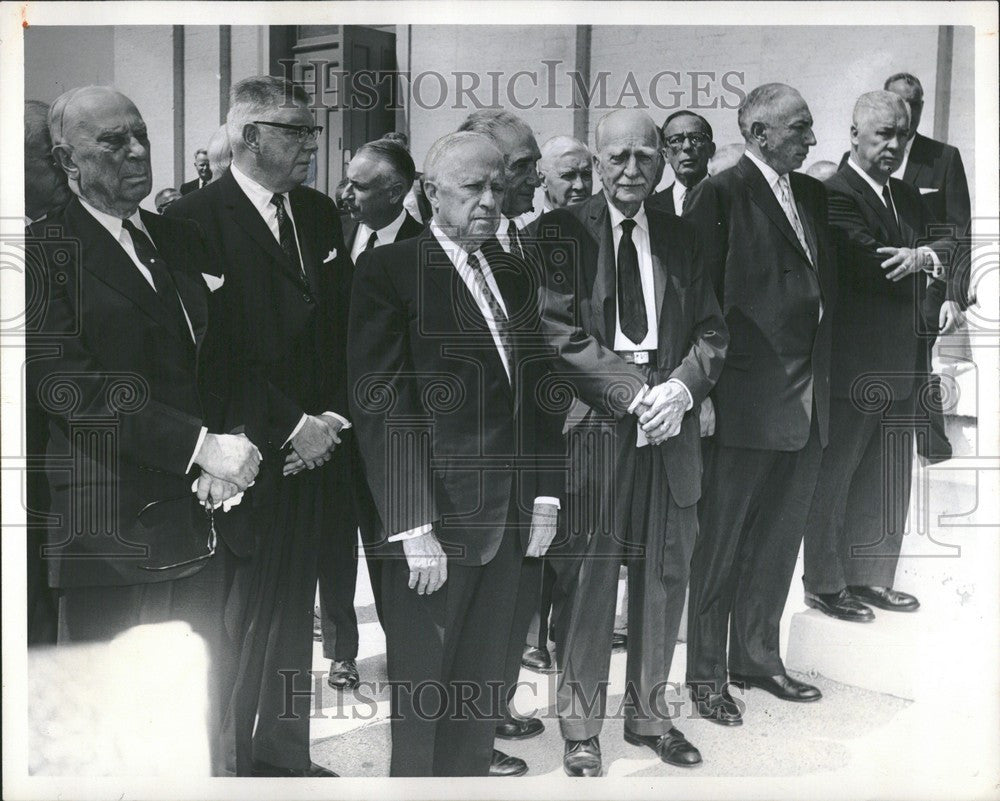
[539, 135, 591, 171]
[457, 109, 533, 161]
[593, 108, 659, 151]
[737, 83, 797, 141]
[206, 124, 232, 178]
[852, 90, 909, 129]
[25, 100, 52, 152]
[884, 72, 923, 96]
[226, 76, 310, 151]
[423, 131, 502, 185]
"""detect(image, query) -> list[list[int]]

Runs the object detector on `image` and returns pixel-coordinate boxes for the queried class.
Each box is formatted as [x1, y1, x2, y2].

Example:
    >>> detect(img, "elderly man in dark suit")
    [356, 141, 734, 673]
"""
[802, 90, 955, 621]
[648, 110, 716, 215]
[28, 86, 261, 774]
[539, 108, 727, 776]
[180, 148, 213, 194]
[683, 83, 836, 725]
[348, 131, 562, 776]
[168, 76, 351, 778]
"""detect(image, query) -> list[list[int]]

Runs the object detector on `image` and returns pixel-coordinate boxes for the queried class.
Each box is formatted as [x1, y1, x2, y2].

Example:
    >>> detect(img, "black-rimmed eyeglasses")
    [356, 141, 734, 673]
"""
[253, 120, 324, 142]
[664, 132, 712, 151]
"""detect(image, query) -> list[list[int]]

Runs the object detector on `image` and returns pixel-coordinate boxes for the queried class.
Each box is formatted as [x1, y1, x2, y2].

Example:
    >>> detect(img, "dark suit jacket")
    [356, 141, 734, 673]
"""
[646, 182, 679, 215]
[342, 210, 424, 258]
[823, 164, 949, 401]
[348, 228, 563, 566]
[27, 197, 234, 587]
[180, 178, 208, 196]
[167, 169, 352, 495]
[537, 193, 728, 510]
[684, 155, 836, 451]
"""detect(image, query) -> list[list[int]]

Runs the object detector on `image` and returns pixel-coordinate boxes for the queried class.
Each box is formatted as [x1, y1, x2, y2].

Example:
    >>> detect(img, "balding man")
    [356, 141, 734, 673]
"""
[683, 83, 836, 723]
[649, 110, 716, 215]
[181, 148, 213, 194]
[24, 100, 71, 224]
[348, 131, 561, 776]
[802, 91, 954, 622]
[539, 109, 727, 775]
[154, 187, 182, 213]
[537, 135, 593, 213]
[27, 86, 260, 773]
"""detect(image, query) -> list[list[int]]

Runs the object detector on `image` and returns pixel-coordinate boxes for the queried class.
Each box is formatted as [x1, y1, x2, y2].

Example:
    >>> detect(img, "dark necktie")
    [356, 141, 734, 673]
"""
[366, 230, 379, 251]
[680, 187, 690, 213]
[467, 250, 513, 385]
[507, 219, 525, 260]
[121, 219, 191, 342]
[270, 194, 307, 286]
[617, 218, 647, 345]
[881, 183, 899, 226]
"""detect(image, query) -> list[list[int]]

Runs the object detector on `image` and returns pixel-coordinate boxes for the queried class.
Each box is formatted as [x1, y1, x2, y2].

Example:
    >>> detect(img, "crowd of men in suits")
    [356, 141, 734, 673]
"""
[23, 68, 970, 778]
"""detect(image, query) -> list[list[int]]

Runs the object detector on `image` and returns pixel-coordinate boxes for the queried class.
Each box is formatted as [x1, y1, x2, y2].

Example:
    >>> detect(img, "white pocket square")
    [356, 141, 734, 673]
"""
[202, 273, 225, 292]
[919, 187, 939, 194]
[323, 248, 338, 263]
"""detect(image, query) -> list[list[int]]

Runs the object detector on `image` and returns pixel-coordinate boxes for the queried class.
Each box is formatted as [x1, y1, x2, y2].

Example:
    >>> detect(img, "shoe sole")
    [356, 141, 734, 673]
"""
[563, 763, 602, 777]
[623, 730, 702, 766]
[804, 597, 875, 623]
[495, 725, 545, 741]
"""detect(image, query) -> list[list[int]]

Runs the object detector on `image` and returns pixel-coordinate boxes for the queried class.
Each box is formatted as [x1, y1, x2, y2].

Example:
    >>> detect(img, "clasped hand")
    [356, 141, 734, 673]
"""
[635, 381, 688, 445]
[283, 414, 343, 476]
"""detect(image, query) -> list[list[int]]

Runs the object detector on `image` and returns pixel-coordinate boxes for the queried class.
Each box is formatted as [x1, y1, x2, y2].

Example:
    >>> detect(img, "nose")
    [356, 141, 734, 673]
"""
[804, 127, 817, 147]
[624, 155, 641, 177]
[126, 134, 149, 159]
[571, 174, 585, 190]
[478, 186, 497, 209]
[303, 135, 319, 153]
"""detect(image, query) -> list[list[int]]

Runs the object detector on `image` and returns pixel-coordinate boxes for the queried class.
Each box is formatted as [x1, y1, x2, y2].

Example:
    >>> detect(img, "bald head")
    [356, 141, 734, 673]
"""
[850, 91, 910, 183]
[593, 110, 662, 216]
[538, 135, 593, 209]
[49, 86, 151, 217]
[738, 83, 815, 174]
[25, 100, 71, 220]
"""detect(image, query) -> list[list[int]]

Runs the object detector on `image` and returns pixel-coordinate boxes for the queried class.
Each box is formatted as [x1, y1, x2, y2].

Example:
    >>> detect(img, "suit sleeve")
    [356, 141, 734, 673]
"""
[347, 250, 439, 536]
[682, 178, 728, 302]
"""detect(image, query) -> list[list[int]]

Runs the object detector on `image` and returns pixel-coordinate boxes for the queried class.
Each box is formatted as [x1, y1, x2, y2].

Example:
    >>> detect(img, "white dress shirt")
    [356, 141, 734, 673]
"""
[388, 220, 559, 542]
[229, 163, 351, 443]
[349, 208, 408, 264]
[744, 150, 794, 210]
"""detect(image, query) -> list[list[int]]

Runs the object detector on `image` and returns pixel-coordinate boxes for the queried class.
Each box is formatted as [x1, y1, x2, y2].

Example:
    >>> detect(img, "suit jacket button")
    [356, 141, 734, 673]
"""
[303, 293, 312, 303]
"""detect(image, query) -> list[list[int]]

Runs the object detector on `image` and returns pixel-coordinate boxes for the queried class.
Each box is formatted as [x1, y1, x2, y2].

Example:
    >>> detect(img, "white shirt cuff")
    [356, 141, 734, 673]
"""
[187, 426, 209, 474]
[666, 378, 694, 411]
[627, 385, 650, 415]
[283, 413, 309, 448]
[534, 496, 561, 510]
[321, 411, 352, 430]
[388, 523, 433, 542]
[918, 246, 944, 280]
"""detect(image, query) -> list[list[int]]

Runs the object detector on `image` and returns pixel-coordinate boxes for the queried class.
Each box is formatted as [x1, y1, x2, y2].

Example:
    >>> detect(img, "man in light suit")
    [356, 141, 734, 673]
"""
[648, 110, 715, 215]
[802, 91, 955, 621]
[348, 131, 562, 776]
[180, 148, 213, 194]
[539, 109, 727, 776]
[683, 83, 836, 725]
[28, 86, 261, 774]
[168, 76, 351, 778]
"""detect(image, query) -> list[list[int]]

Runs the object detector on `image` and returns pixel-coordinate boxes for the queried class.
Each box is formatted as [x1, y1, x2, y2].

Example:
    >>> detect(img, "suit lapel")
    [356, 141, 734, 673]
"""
[289, 188, 320, 289]
[646, 207, 678, 354]
[903, 133, 929, 185]
[842, 166, 902, 244]
[142, 209, 205, 348]
[397, 212, 424, 241]
[890, 178, 920, 247]
[586, 196, 616, 344]
[740, 157, 812, 265]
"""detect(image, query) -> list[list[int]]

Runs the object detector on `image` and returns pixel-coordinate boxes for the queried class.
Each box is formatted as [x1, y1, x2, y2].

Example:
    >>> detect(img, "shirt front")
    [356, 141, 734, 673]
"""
[230, 162, 304, 274]
[350, 208, 409, 264]
[607, 200, 658, 352]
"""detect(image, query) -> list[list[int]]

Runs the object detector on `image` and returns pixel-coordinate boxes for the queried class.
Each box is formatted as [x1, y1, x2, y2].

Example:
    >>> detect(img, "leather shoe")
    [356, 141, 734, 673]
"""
[489, 749, 527, 777]
[564, 736, 601, 777]
[687, 684, 743, 726]
[251, 759, 338, 777]
[729, 672, 822, 703]
[327, 658, 359, 690]
[495, 714, 544, 740]
[805, 588, 875, 622]
[521, 646, 554, 673]
[611, 632, 627, 650]
[624, 727, 702, 766]
[848, 585, 920, 612]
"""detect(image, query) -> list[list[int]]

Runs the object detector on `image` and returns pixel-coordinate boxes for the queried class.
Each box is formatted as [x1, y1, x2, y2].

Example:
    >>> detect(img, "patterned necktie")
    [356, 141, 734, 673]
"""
[776, 175, 813, 264]
[466, 250, 513, 385]
[121, 219, 192, 342]
[270, 194, 307, 286]
[617, 218, 647, 345]
[365, 230, 379, 251]
[507, 219, 525, 260]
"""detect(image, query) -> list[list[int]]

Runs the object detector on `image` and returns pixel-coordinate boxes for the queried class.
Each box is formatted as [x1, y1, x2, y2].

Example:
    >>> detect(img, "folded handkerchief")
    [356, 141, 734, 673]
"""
[323, 248, 338, 263]
[202, 273, 225, 292]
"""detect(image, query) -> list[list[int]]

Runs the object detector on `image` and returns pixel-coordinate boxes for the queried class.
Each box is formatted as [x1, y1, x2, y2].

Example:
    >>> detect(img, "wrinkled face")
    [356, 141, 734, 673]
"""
[852, 103, 910, 180]
[426, 141, 504, 250]
[343, 153, 402, 228]
[492, 126, 541, 216]
[886, 80, 923, 140]
[251, 102, 319, 193]
[594, 117, 662, 212]
[662, 114, 715, 186]
[542, 148, 593, 208]
[194, 153, 212, 180]
[57, 91, 152, 215]
[759, 92, 816, 174]
[25, 134, 71, 218]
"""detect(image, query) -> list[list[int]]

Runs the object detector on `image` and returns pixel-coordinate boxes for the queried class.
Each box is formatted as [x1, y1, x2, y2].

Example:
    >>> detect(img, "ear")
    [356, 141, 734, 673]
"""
[51, 144, 79, 183]
[750, 120, 767, 146]
[706, 141, 717, 159]
[386, 178, 406, 205]
[242, 123, 261, 153]
[423, 179, 440, 210]
[849, 123, 859, 149]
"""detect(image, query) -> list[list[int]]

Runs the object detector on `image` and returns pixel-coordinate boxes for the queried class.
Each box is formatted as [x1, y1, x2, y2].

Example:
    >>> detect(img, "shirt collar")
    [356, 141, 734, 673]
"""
[672, 180, 689, 208]
[744, 149, 784, 189]
[605, 196, 648, 233]
[77, 195, 144, 240]
[360, 207, 408, 246]
[230, 162, 287, 217]
[430, 219, 485, 271]
[847, 154, 890, 198]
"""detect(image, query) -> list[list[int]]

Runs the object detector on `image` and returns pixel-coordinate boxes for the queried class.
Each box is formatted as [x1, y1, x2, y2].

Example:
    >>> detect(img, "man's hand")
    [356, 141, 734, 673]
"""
[699, 396, 716, 438]
[283, 451, 307, 477]
[194, 432, 261, 490]
[526, 502, 559, 558]
[877, 246, 922, 282]
[194, 470, 241, 508]
[402, 531, 448, 595]
[939, 299, 965, 336]
[291, 414, 340, 468]
[638, 381, 688, 444]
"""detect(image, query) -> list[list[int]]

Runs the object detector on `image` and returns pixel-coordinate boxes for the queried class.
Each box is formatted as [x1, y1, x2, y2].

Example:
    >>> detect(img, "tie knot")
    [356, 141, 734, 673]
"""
[122, 218, 139, 234]
[271, 193, 286, 210]
[620, 218, 637, 236]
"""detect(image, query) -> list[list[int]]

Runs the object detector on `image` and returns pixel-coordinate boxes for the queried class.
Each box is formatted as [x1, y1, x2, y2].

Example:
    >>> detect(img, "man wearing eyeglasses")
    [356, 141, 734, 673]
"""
[649, 111, 716, 215]
[168, 75, 351, 778]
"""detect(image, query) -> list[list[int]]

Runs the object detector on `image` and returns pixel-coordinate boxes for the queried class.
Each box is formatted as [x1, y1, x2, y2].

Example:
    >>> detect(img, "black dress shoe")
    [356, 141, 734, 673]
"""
[563, 736, 601, 777]
[805, 588, 875, 622]
[327, 658, 359, 690]
[848, 585, 920, 612]
[729, 672, 822, 703]
[251, 759, 338, 777]
[521, 645, 554, 673]
[687, 685, 743, 726]
[624, 727, 702, 766]
[611, 632, 627, 650]
[495, 714, 544, 740]
[489, 749, 528, 777]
